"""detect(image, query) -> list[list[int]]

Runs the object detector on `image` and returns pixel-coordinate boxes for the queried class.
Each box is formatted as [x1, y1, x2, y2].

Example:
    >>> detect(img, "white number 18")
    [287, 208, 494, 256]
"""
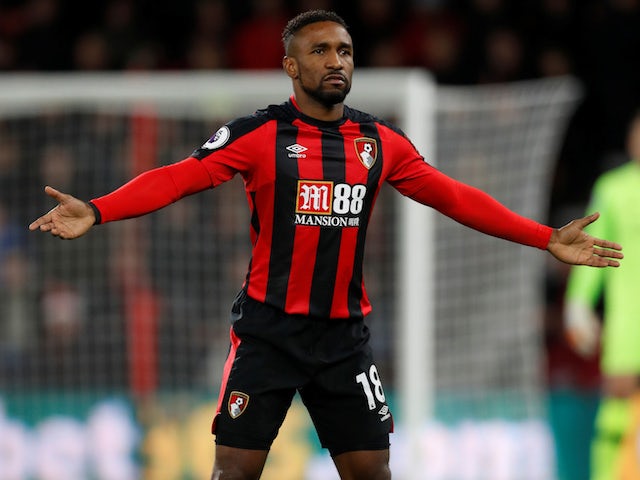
[355, 365, 386, 410]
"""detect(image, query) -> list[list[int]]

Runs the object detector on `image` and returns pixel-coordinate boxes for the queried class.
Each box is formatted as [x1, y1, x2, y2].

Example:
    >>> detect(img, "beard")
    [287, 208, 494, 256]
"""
[300, 77, 351, 107]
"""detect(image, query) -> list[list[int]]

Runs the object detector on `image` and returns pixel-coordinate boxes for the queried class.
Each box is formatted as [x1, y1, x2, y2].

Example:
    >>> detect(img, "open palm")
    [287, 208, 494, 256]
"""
[29, 186, 96, 239]
[547, 212, 623, 267]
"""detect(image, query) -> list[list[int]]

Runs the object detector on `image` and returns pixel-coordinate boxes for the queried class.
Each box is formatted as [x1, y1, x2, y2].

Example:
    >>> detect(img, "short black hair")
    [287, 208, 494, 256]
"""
[282, 10, 348, 54]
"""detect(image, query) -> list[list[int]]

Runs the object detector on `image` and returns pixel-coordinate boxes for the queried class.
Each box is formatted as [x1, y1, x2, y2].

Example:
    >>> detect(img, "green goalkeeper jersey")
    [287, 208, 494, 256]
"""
[565, 160, 640, 374]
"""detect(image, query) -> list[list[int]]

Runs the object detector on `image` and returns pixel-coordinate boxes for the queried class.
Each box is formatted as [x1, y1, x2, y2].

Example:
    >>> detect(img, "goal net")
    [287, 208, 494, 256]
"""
[0, 71, 580, 480]
[434, 82, 574, 417]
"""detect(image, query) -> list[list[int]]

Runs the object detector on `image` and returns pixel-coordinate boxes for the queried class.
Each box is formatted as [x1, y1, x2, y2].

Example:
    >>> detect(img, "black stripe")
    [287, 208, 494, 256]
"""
[348, 122, 383, 317]
[88, 201, 102, 225]
[264, 121, 299, 309]
[243, 191, 260, 287]
[308, 128, 346, 317]
[249, 191, 260, 237]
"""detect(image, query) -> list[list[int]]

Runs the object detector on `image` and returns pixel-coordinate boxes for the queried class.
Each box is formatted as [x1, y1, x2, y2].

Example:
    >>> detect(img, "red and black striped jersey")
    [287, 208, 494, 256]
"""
[190, 98, 405, 319]
[91, 97, 552, 320]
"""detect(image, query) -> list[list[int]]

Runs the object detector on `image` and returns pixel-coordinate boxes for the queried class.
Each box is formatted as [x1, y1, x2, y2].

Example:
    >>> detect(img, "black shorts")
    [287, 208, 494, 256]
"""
[211, 290, 393, 456]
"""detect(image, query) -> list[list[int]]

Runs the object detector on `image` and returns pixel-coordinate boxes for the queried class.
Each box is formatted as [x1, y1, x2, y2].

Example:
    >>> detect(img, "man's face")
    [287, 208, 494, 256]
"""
[285, 21, 354, 107]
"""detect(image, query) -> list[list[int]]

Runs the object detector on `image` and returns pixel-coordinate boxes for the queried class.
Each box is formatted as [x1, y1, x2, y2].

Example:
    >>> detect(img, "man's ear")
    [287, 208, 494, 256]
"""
[283, 56, 298, 79]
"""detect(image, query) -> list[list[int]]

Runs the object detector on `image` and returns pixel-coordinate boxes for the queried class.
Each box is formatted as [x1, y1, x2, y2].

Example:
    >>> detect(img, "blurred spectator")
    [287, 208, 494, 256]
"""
[0, 200, 23, 262]
[524, 0, 580, 60]
[37, 280, 87, 386]
[456, 0, 516, 80]
[1, 163, 38, 387]
[191, 0, 229, 43]
[0, 125, 22, 203]
[39, 143, 76, 193]
[477, 26, 528, 83]
[580, 0, 640, 155]
[123, 42, 162, 71]
[184, 0, 230, 69]
[102, 0, 138, 69]
[72, 30, 113, 70]
[535, 43, 573, 78]
[0, 249, 38, 384]
[0, 38, 17, 70]
[228, 0, 289, 69]
[399, 8, 466, 83]
[346, 0, 407, 66]
[0, 1, 28, 43]
[0, 201, 37, 379]
[366, 39, 406, 68]
[185, 35, 227, 70]
[17, 0, 70, 70]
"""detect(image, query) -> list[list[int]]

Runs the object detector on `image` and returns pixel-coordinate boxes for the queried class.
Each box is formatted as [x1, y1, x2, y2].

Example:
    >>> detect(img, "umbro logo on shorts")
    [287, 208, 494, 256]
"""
[378, 405, 391, 422]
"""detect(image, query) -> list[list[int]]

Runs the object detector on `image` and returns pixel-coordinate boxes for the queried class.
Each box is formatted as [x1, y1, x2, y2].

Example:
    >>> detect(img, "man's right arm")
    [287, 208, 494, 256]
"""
[29, 157, 213, 238]
[90, 157, 213, 224]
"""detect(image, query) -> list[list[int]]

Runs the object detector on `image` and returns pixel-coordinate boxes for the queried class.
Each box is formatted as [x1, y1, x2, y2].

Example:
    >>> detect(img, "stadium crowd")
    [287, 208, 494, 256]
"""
[0, 0, 638, 210]
[0, 0, 638, 212]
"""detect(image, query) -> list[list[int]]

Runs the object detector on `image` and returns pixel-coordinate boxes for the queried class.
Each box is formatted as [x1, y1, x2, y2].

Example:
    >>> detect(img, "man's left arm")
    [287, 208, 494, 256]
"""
[392, 159, 622, 265]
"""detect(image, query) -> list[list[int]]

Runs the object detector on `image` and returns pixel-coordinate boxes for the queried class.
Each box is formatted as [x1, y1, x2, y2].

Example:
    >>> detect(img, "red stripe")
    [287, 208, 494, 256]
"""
[286, 225, 319, 314]
[245, 122, 278, 303]
[284, 121, 324, 314]
[330, 227, 357, 316]
[211, 327, 242, 434]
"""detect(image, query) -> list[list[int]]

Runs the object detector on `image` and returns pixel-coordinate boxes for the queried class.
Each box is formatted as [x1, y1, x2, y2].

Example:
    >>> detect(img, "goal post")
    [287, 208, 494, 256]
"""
[0, 70, 581, 480]
[395, 70, 437, 479]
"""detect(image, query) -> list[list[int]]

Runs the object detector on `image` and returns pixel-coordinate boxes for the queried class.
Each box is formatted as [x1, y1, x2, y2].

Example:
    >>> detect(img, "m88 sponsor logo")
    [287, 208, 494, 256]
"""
[295, 180, 366, 227]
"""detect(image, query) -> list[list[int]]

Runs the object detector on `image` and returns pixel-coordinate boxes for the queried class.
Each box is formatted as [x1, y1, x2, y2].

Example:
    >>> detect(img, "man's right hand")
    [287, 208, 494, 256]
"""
[29, 186, 96, 239]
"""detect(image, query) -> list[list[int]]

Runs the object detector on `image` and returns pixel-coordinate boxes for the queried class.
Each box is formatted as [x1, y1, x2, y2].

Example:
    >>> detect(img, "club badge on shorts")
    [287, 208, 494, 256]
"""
[354, 137, 378, 169]
[228, 391, 249, 419]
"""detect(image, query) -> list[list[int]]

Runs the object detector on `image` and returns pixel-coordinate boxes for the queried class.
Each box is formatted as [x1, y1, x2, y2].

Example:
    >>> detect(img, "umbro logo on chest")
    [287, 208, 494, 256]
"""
[286, 143, 308, 158]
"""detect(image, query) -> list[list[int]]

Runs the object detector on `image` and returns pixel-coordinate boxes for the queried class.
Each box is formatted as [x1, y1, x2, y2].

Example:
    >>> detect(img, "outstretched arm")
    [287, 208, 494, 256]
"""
[547, 212, 623, 267]
[398, 164, 623, 265]
[28, 186, 96, 239]
[29, 157, 214, 239]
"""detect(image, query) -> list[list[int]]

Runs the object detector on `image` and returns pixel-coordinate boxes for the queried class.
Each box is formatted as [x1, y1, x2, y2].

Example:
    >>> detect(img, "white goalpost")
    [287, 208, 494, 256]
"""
[0, 70, 580, 480]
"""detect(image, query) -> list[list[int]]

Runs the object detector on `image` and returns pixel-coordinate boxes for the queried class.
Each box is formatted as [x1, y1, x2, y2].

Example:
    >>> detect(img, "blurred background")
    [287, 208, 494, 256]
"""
[0, 0, 639, 479]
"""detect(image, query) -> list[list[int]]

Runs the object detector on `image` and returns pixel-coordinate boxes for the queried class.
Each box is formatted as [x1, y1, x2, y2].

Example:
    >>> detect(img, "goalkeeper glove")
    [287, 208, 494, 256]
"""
[564, 300, 601, 357]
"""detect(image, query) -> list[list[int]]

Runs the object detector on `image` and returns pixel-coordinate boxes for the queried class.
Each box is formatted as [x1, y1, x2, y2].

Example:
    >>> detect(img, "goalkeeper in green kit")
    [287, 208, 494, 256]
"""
[564, 111, 640, 480]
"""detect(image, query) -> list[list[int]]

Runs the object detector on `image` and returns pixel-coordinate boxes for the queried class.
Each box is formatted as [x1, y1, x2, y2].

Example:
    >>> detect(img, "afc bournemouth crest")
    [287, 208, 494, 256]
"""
[354, 137, 378, 169]
[228, 391, 249, 419]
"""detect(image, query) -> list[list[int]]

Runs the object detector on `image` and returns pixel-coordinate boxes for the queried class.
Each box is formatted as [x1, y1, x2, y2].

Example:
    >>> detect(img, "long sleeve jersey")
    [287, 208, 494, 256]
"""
[91, 97, 552, 319]
[565, 161, 640, 373]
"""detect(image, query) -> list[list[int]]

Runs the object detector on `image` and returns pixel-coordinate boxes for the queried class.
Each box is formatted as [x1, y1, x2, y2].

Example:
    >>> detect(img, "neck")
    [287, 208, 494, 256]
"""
[291, 93, 344, 122]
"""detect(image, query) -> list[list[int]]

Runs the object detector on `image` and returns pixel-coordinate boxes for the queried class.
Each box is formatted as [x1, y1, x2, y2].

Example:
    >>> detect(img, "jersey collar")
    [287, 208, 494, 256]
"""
[288, 95, 347, 128]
